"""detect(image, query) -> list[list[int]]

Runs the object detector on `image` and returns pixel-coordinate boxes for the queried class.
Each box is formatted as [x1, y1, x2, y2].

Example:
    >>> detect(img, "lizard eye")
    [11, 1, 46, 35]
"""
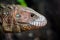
[16, 13, 21, 19]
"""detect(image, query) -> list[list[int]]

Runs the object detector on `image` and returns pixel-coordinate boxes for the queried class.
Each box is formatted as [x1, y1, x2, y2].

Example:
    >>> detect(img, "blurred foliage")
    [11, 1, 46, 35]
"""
[17, 0, 27, 7]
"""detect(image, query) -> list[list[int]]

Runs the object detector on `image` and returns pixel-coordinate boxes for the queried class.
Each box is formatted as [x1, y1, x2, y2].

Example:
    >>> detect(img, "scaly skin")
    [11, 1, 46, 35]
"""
[0, 4, 47, 40]
[0, 4, 47, 32]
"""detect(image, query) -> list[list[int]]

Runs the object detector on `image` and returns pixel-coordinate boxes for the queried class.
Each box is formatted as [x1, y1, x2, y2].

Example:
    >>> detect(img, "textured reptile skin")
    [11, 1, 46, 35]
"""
[0, 4, 47, 32]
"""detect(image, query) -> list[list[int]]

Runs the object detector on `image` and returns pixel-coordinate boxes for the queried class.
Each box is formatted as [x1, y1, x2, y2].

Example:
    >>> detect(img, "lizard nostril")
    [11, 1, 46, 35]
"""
[31, 13, 35, 17]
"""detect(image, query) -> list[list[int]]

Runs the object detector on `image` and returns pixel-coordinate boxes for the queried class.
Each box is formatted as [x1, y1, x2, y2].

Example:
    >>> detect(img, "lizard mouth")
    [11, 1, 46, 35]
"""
[14, 22, 41, 32]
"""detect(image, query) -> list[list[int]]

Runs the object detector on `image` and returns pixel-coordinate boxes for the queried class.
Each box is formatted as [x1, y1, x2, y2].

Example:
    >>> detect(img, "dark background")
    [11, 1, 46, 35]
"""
[0, 0, 60, 40]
